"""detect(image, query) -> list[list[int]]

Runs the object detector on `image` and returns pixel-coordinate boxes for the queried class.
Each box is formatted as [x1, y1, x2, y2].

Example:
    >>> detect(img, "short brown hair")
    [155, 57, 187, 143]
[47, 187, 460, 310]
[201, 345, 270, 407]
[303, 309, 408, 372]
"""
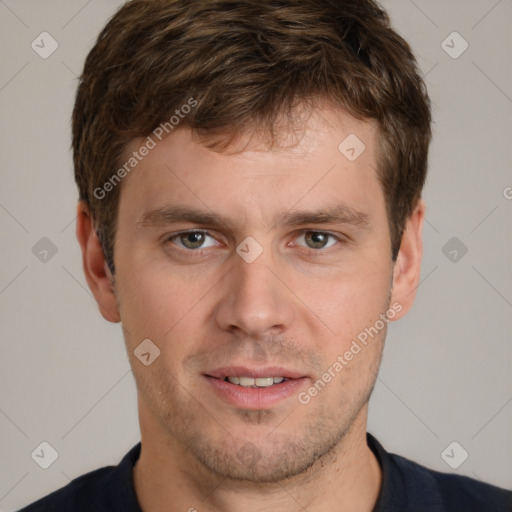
[72, 0, 432, 274]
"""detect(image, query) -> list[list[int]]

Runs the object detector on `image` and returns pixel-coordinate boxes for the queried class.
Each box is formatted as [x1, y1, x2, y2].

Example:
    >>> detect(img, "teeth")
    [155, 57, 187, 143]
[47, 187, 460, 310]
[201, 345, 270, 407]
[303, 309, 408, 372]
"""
[226, 376, 286, 387]
[255, 377, 274, 387]
[239, 376, 255, 387]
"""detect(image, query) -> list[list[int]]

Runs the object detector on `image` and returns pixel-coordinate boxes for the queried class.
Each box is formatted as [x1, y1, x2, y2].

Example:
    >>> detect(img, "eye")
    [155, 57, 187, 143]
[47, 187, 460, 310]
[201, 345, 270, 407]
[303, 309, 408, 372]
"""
[167, 230, 218, 250]
[295, 231, 339, 250]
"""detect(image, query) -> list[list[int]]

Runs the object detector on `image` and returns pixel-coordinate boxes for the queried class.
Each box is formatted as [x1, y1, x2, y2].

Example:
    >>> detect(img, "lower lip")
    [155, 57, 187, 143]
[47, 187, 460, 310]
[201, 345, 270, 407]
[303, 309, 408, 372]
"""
[204, 376, 308, 409]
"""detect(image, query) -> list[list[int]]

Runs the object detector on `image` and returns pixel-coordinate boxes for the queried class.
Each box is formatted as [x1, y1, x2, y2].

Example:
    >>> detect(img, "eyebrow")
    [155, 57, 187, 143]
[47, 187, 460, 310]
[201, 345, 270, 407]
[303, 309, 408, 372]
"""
[137, 204, 371, 231]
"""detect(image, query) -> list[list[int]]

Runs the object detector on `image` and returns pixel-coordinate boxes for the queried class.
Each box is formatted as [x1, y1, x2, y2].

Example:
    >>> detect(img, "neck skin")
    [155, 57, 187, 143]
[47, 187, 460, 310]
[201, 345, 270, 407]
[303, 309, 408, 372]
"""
[133, 397, 382, 512]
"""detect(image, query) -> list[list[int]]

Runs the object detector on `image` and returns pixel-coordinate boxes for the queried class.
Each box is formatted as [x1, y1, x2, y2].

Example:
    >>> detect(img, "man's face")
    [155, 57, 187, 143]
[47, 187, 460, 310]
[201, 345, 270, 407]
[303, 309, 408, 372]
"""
[112, 108, 399, 482]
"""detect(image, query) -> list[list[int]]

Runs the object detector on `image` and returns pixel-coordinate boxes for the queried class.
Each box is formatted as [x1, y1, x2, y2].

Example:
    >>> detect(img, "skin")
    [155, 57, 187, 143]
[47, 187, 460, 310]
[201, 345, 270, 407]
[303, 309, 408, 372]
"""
[77, 106, 425, 512]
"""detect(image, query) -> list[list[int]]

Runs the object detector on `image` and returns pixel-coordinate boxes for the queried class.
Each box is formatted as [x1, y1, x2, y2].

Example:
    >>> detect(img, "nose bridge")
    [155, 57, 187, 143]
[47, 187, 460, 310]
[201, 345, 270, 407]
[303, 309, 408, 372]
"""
[215, 244, 293, 337]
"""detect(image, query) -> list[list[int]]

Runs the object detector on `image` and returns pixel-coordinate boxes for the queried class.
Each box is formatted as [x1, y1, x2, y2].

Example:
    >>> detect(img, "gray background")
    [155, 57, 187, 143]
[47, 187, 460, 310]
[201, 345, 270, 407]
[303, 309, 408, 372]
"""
[0, 0, 511, 510]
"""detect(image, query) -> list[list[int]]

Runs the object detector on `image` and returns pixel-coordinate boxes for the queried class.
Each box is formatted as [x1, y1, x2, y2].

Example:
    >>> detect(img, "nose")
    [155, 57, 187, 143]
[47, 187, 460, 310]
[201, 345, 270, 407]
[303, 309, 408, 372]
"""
[214, 250, 295, 339]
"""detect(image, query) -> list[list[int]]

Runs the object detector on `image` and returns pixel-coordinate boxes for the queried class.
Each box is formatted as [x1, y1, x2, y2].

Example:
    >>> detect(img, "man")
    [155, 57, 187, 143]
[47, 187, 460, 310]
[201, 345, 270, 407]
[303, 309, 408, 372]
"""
[19, 0, 511, 510]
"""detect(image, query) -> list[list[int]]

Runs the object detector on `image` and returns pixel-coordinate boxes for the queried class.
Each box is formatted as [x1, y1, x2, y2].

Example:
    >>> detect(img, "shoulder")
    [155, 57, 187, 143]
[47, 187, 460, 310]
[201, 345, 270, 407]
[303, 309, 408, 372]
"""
[368, 434, 512, 512]
[394, 452, 511, 511]
[17, 466, 115, 511]
[17, 443, 141, 512]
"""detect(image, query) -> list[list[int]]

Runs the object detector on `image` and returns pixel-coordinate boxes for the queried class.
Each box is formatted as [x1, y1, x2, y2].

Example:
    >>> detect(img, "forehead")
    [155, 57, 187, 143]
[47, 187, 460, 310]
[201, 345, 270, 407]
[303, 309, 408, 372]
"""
[116, 107, 384, 228]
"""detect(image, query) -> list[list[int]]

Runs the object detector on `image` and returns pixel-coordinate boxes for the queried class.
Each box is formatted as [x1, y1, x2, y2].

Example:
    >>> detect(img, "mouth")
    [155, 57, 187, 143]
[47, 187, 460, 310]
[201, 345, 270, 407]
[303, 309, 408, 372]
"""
[221, 376, 287, 388]
[203, 367, 309, 409]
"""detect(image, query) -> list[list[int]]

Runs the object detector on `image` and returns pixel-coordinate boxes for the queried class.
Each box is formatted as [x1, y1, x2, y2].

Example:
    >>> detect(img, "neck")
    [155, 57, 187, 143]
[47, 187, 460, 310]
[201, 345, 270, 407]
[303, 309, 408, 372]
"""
[133, 404, 381, 512]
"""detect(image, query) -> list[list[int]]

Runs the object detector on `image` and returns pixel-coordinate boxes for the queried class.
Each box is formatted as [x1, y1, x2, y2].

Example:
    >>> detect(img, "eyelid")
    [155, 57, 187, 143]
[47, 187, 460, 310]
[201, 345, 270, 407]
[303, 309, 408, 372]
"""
[165, 228, 345, 252]
[291, 230, 343, 249]
[166, 229, 220, 249]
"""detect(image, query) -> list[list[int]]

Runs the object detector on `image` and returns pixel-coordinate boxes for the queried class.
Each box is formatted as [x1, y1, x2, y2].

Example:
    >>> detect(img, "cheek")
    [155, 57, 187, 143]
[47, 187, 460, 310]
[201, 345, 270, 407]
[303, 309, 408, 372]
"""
[115, 262, 199, 347]
[293, 260, 392, 339]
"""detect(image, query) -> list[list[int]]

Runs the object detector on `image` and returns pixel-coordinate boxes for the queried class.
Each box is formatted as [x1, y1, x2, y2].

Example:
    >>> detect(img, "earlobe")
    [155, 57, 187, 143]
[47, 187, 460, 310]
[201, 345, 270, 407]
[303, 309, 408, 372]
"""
[389, 200, 425, 321]
[76, 201, 120, 323]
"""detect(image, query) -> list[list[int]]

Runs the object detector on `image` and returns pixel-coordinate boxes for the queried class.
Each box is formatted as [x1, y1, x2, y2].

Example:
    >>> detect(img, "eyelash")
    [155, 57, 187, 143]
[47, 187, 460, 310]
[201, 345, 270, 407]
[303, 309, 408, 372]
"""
[164, 230, 344, 255]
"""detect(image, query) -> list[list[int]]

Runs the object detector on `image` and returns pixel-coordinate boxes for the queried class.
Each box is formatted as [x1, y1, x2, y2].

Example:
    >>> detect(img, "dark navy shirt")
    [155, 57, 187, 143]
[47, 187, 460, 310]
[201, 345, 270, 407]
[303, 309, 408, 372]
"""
[19, 434, 512, 511]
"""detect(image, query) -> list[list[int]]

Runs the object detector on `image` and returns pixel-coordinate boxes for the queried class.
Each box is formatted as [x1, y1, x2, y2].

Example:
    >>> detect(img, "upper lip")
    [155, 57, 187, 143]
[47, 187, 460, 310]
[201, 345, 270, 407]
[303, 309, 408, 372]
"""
[205, 366, 307, 380]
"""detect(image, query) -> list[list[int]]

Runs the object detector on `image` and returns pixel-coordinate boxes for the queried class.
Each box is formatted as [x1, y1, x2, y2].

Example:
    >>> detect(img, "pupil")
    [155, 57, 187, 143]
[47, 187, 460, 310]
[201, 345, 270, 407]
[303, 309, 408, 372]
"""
[183, 232, 204, 248]
[307, 232, 327, 249]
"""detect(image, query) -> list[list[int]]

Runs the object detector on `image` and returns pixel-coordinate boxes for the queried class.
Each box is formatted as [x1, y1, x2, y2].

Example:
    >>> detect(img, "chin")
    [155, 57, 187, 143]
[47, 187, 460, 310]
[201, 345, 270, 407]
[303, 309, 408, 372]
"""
[187, 422, 346, 484]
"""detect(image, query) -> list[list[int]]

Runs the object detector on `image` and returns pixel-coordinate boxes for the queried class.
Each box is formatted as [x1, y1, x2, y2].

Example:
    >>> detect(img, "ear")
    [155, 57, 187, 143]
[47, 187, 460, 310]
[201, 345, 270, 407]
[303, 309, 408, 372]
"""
[76, 201, 120, 323]
[389, 199, 425, 321]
